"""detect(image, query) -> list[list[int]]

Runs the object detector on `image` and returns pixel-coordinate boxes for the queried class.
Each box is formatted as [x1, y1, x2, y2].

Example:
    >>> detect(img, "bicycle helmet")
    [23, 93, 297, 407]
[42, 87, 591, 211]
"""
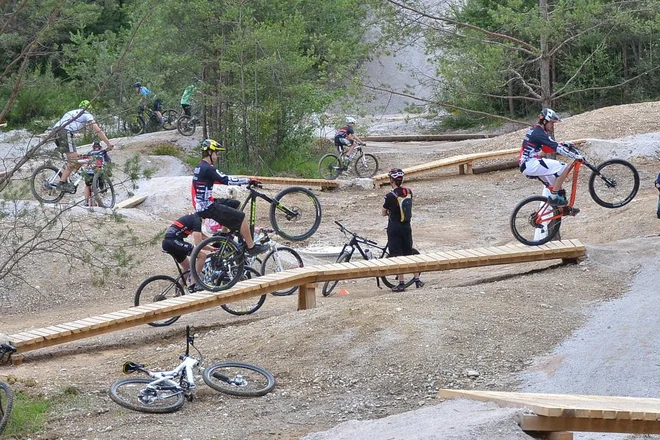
[201, 138, 225, 152]
[388, 168, 404, 180]
[92, 140, 102, 150]
[79, 99, 92, 111]
[539, 108, 561, 123]
[346, 116, 357, 124]
[133, 82, 141, 88]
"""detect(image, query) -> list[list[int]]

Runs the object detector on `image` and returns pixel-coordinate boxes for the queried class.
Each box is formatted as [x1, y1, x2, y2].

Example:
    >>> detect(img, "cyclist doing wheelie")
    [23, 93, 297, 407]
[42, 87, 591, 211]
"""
[192, 139, 267, 256]
[519, 108, 583, 213]
[50, 100, 114, 192]
[335, 116, 365, 166]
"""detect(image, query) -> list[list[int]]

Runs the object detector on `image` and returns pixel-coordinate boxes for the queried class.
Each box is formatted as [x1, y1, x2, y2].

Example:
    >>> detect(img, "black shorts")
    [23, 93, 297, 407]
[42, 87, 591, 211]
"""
[54, 130, 76, 153]
[162, 238, 193, 263]
[197, 199, 244, 231]
[387, 222, 413, 257]
[152, 98, 163, 112]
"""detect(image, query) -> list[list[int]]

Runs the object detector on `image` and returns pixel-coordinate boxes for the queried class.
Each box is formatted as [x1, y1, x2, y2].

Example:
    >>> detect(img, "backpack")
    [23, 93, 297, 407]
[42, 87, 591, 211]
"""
[391, 187, 412, 223]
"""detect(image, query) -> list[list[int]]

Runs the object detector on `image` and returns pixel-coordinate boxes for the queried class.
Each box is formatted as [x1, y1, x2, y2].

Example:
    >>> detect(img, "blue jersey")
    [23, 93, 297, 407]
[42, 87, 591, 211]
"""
[519, 124, 561, 164]
[137, 86, 151, 97]
[191, 160, 247, 211]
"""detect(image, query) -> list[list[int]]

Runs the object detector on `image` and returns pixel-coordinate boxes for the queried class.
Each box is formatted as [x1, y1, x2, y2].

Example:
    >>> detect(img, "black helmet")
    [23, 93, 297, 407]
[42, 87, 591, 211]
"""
[388, 168, 404, 180]
[92, 140, 102, 150]
[539, 108, 561, 123]
[134, 82, 141, 88]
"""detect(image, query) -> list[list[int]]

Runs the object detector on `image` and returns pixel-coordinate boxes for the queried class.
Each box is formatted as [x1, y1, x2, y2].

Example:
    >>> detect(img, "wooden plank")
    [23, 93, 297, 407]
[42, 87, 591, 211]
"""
[115, 195, 147, 209]
[519, 414, 660, 434]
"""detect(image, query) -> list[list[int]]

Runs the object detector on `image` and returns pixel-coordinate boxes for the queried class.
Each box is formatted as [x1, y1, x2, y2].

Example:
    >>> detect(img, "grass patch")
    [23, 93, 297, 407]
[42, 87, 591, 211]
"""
[151, 143, 181, 157]
[3, 391, 51, 437]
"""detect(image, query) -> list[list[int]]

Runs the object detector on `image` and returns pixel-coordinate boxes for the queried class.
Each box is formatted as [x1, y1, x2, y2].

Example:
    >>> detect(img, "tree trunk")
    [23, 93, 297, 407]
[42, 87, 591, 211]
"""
[539, 0, 552, 109]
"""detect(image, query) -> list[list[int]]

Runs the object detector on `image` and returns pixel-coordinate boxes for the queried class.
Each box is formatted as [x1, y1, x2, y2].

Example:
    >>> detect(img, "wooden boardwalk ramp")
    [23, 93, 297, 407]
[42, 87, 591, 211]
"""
[439, 389, 660, 439]
[6, 240, 585, 360]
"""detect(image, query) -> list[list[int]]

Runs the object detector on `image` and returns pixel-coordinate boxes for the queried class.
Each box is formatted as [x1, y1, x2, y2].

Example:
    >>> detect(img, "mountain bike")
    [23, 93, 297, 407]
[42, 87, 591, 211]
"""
[30, 150, 115, 208]
[189, 183, 321, 292]
[134, 253, 266, 326]
[176, 108, 202, 136]
[318, 143, 379, 180]
[0, 344, 16, 435]
[257, 229, 304, 296]
[322, 221, 422, 296]
[510, 146, 639, 246]
[124, 105, 178, 135]
[108, 326, 275, 414]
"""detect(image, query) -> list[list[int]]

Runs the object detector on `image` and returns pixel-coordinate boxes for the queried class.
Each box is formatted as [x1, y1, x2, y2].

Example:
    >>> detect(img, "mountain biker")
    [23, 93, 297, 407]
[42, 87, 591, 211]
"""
[82, 140, 112, 206]
[519, 108, 583, 210]
[180, 78, 200, 117]
[191, 139, 267, 256]
[134, 82, 164, 127]
[51, 100, 114, 192]
[381, 168, 424, 292]
[334, 116, 365, 165]
[162, 212, 210, 292]
[654, 172, 660, 218]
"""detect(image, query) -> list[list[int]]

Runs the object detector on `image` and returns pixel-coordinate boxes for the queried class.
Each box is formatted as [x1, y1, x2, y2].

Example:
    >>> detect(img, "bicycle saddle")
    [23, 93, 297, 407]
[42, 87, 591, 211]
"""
[122, 361, 145, 374]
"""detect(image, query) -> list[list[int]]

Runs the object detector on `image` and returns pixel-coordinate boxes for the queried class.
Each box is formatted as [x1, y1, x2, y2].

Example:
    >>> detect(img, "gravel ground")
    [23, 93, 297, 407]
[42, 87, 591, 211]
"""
[1, 102, 660, 439]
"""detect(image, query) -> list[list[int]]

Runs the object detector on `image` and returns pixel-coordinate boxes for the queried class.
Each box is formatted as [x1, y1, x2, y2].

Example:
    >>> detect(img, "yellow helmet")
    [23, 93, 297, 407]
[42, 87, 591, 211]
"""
[201, 139, 225, 152]
[79, 100, 92, 111]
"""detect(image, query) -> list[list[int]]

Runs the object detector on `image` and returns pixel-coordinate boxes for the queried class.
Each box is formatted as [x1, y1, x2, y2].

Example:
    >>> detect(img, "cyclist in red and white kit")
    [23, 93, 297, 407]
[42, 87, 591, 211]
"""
[191, 139, 267, 256]
[519, 108, 583, 211]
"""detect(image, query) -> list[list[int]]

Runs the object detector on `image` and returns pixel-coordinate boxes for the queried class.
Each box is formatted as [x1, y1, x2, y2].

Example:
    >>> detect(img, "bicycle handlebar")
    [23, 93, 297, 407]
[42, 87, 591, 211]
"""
[334, 221, 378, 246]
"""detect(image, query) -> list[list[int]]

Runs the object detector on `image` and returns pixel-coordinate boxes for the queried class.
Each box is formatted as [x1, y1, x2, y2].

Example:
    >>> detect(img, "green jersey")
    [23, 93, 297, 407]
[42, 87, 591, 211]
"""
[180, 84, 197, 105]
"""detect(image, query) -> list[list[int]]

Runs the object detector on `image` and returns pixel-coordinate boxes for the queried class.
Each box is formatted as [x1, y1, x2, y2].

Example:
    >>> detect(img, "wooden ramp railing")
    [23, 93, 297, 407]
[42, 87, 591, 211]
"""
[372, 148, 519, 186]
[439, 389, 660, 439]
[6, 240, 585, 359]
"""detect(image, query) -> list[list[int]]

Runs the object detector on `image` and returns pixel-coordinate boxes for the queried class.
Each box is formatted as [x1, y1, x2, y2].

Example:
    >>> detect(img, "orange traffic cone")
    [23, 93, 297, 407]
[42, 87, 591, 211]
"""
[338, 288, 350, 295]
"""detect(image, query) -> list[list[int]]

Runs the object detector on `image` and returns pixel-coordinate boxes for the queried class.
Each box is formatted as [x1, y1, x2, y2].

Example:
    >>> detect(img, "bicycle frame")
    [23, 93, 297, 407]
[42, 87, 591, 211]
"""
[239, 185, 299, 237]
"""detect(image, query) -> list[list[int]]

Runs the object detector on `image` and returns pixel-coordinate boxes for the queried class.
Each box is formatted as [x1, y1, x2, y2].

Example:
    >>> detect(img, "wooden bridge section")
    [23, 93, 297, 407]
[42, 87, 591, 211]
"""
[373, 148, 519, 186]
[6, 240, 585, 359]
[439, 389, 660, 439]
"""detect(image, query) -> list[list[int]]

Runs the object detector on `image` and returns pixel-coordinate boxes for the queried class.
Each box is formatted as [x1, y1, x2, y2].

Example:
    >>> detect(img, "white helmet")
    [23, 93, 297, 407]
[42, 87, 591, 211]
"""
[345, 116, 357, 124]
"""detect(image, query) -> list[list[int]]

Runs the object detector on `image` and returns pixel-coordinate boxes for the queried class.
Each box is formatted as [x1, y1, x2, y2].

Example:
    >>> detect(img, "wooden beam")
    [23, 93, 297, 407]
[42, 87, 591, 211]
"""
[298, 283, 317, 310]
[520, 414, 660, 435]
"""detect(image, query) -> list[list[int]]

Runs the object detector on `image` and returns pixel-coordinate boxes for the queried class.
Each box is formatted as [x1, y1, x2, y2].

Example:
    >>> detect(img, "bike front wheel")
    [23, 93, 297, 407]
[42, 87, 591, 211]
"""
[379, 248, 418, 289]
[203, 362, 276, 397]
[92, 171, 115, 208]
[0, 381, 14, 435]
[221, 267, 266, 315]
[176, 115, 196, 136]
[318, 154, 342, 180]
[108, 377, 184, 413]
[124, 115, 145, 135]
[134, 275, 185, 327]
[270, 186, 322, 241]
[510, 195, 562, 246]
[588, 159, 639, 208]
[260, 247, 304, 296]
[162, 109, 179, 130]
[190, 235, 245, 292]
[322, 252, 351, 297]
[30, 165, 65, 203]
[354, 153, 379, 178]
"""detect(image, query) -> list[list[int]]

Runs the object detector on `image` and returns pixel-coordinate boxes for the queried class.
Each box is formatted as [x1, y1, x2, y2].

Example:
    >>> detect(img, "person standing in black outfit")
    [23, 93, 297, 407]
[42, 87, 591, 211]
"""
[381, 168, 424, 292]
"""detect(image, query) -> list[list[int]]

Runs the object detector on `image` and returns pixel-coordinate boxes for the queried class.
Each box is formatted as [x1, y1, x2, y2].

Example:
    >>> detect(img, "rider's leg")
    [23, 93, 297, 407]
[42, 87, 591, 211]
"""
[182, 104, 191, 117]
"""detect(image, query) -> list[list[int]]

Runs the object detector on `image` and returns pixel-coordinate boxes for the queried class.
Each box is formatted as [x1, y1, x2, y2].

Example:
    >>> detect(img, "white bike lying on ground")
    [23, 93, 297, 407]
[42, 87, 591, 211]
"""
[108, 326, 275, 413]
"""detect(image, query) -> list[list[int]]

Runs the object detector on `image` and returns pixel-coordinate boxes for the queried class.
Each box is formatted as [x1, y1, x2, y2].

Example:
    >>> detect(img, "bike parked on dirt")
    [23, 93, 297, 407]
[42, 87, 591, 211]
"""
[189, 183, 321, 292]
[0, 344, 16, 435]
[510, 145, 639, 246]
[322, 221, 422, 296]
[318, 143, 379, 180]
[30, 150, 115, 208]
[124, 105, 179, 135]
[108, 326, 275, 413]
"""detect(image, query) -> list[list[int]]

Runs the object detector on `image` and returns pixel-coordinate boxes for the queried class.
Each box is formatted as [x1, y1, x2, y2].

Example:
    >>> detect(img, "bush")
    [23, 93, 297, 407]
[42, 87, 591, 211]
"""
[152, 143, 181, 157]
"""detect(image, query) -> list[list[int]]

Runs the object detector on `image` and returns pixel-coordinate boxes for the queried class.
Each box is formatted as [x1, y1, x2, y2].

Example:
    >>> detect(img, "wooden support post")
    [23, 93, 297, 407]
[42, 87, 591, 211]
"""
[10, 353, 25, 366]
[297, 283, 317, 311]
[465, 161, 473, 174]
[458, 163, 466, 175]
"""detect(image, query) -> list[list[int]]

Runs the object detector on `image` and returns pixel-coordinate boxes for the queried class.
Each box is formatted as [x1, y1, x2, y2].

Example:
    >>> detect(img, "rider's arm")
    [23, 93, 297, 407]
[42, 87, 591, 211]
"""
[211, 168, 249, 185]
[381, 208, 389, 216]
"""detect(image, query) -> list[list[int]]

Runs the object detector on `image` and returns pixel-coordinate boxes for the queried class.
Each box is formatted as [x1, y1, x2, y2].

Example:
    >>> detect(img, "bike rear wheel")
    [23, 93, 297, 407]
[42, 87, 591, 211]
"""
[260, 247, 304, 296]
[379, 248, 418, 289]
[124, 115, 145, 135]
[134, 275, 184, 327]
[176, 115, 196, 136]
[162, 109, 179, 130]
[510, 195, 562, 246]
[269, 186, 322, 241]
[30, 164, 65, 203]
[588, 159, 639, 208]
[354, 153, 379, 178]
[318, 154, 342, 180]
[190, 235, 245, 292]
[322, 252, 351, 296]
[0, 381, 14, 435]
[108, 377, 184, 413]
[203, 362, 276, 397]
[221, 267, 266, 315]
[92, 171, 115, 208]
